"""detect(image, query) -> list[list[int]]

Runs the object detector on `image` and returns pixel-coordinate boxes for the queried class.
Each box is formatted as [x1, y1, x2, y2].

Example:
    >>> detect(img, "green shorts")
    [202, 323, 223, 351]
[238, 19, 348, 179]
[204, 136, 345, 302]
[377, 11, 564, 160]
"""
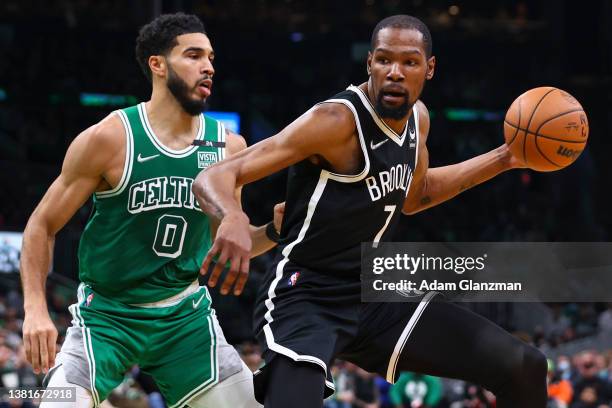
[54, 283, 242, 407]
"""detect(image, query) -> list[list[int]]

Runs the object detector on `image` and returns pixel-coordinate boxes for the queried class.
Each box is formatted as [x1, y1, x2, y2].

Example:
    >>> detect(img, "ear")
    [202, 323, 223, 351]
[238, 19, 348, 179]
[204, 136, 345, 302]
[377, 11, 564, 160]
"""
[366, 51, 373, 76]
[426, 56, 436, 80]
[148, 55, 166, 79]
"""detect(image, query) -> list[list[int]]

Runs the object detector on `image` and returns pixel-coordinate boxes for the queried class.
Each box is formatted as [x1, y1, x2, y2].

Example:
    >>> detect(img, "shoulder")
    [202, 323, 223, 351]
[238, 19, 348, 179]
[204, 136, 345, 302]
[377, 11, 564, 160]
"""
[283, 101, 357, 145]
[63, 112, 125, 175]
[310, 101, 356, 130]
[78, 111, 125, 150]
[225, 130, 247, 156]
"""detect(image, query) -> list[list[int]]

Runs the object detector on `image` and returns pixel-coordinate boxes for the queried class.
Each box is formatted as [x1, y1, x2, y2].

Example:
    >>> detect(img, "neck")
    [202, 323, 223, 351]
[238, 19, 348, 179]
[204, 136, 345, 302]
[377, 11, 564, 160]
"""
[146, 85, 200, 140]
[361, 80, 412, 135]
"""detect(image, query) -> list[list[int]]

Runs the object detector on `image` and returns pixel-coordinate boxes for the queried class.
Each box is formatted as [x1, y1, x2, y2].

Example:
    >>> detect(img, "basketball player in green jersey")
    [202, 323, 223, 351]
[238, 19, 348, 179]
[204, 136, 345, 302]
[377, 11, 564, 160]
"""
[20, 13, 278, 408]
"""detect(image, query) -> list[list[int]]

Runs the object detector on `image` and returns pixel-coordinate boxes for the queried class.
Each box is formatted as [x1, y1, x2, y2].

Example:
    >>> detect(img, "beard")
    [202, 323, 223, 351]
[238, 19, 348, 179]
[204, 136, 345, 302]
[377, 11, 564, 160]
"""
[167, 64, 208, 116]
[375, 91, 411, 120]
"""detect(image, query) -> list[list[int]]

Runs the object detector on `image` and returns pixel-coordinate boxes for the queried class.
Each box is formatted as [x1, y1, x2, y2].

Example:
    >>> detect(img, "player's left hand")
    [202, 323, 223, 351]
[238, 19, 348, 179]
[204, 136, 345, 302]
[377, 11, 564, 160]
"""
[201, 211, 252, 295]
[499, 143, 528, 169]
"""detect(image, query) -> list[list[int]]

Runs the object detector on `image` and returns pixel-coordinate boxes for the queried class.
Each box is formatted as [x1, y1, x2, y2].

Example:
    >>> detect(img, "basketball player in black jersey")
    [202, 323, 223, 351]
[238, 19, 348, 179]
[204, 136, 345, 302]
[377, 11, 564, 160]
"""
[193, 15, 547, 408]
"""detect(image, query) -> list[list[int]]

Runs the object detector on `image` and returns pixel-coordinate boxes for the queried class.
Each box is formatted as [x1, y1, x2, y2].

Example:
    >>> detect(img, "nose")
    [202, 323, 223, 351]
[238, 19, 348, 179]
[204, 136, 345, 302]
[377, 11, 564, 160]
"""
[387, 63, 404, 81]
[202, 59, 215, 78]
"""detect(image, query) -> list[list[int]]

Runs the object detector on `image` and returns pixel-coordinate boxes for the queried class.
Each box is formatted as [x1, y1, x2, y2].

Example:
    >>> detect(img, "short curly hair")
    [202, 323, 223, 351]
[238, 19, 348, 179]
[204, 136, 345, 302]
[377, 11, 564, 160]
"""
[135, 12, 207, 82]
[371, 15, 432, 58]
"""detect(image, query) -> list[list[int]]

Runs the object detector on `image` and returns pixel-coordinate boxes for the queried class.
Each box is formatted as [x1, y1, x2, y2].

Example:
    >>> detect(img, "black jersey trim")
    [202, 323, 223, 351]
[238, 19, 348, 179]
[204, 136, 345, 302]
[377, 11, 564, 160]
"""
[386, 291, 437, 382]
[348, 85, 409, 147]
[317, 99, 371, 183]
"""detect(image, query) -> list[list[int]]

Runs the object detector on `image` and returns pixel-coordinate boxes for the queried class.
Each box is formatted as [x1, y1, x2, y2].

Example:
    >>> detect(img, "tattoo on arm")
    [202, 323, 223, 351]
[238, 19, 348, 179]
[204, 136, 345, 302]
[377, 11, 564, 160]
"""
[420, 196, 432, 205]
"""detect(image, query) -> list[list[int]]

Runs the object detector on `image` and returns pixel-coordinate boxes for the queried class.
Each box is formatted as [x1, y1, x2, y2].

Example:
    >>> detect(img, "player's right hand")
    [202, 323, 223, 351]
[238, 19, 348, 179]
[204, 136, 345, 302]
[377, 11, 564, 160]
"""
[201, 211, 252, 296]
[22, 310, 58, 375]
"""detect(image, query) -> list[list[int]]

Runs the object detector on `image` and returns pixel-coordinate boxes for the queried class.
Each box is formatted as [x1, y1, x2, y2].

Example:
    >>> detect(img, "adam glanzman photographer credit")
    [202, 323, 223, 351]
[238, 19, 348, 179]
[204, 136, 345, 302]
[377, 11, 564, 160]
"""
[371, 252, 523, 292]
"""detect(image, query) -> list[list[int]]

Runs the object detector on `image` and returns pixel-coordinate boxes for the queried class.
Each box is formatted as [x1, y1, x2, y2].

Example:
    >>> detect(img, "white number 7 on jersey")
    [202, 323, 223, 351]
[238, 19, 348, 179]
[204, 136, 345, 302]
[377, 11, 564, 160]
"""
[373, 205, 396, 248]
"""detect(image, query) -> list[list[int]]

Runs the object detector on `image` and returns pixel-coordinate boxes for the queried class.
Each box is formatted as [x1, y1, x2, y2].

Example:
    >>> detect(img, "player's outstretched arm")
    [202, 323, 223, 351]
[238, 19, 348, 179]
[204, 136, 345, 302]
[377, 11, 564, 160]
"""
[402, 101, 525, 215]
[193, 103, 355, 295]
[209, 131, 281, 259]
[20, 114, 122, 374]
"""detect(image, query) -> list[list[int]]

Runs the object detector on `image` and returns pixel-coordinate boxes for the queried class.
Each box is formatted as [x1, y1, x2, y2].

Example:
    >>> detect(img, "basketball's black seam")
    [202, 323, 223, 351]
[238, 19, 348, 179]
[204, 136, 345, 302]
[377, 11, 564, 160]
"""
[507, 97, 522, 146]
[503, 120, 587, 143]
[522, 88, 557, 164]
[534, 108, 586, 137]
[534, 107, 585, 168]
[534, 133, 563, 168]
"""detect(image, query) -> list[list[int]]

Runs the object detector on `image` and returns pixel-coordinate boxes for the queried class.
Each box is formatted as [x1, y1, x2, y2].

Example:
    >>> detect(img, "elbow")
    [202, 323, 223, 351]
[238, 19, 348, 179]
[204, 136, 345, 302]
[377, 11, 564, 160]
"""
[401, 205, 420, 216]
[191, 174, 205, 199]
[402, 195, 432, 215]
[192, 166, 217, 199]
[401, 198, 420, 215]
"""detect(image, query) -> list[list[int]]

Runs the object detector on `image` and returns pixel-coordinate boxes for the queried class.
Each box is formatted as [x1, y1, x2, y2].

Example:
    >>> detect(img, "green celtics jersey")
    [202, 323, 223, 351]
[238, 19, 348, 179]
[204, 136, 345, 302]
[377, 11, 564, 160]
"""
[78, 103, 225, 304]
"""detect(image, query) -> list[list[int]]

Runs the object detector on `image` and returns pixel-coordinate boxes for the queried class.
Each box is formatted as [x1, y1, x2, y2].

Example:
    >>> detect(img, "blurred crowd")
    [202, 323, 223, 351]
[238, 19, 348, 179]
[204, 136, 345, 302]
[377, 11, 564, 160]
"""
[1, 0, 611, 406]
[1, 278, 612, 407]
[0, 0, 610, 241]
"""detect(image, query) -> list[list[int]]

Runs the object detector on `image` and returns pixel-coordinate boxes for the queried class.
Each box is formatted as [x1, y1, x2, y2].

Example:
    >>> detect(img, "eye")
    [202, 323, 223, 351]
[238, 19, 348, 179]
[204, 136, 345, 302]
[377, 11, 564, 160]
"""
[377, 57, 389, 65]
[188, 54, 199, 60]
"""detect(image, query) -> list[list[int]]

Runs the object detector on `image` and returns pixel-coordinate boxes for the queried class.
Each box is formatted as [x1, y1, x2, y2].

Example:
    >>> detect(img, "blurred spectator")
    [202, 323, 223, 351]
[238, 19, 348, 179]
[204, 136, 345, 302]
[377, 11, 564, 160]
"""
[239, 342, 263, 372]
[326, 362, 379, 408]
[598, 305, 612, 334]
[455, 384, 496, 408]
[389, 372, 442, 408]
[548, 358, 574, 408]
[571, 351, 612, 406]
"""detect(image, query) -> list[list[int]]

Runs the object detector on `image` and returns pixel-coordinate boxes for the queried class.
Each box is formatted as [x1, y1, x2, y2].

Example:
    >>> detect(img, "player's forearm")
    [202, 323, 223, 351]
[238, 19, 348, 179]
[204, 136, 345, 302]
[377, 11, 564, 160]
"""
[193, 165, 244, 220]
[406, 144, 513, 214]
[20, 219, 54, 313]
[249, 224, 277, 257]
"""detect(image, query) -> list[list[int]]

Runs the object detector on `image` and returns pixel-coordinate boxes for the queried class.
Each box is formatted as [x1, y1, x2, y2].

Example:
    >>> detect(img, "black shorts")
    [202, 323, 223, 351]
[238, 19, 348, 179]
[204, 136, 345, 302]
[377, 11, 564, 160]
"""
[252, 259, 438, 399]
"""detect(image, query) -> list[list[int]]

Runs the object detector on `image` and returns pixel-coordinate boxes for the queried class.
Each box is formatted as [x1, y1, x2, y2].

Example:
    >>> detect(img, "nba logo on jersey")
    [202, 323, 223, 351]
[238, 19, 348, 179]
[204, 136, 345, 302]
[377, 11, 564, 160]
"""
[288, 272, 300, 287]
[198, 152, 218, 169]
[85, 293, 94, 307]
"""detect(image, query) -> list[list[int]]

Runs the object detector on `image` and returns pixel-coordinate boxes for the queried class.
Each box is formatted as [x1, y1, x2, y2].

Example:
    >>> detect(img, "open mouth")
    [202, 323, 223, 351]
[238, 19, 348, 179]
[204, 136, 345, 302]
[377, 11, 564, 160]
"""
[196, 79, 212, 97]
[381, 90, 407, 104]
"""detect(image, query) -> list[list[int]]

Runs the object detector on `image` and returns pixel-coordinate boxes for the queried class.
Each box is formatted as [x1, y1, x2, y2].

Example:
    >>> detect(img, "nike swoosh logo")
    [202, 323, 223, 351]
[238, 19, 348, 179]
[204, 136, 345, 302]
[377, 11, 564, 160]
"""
[370, 139, 389, 150]
[137, 153, 160, 163]
[192, 292, 206, 309]
[409, 126, 416, 140]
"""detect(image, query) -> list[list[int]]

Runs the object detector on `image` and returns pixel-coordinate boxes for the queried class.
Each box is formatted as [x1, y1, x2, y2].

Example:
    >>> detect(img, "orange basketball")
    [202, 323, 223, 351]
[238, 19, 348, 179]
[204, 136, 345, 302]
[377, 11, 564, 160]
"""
[504, 87, 589, 172]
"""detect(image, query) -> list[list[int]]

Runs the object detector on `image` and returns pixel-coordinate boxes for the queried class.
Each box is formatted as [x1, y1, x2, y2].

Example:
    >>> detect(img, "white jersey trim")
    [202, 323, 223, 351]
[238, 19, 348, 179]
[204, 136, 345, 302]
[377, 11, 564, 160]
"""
[218, 121, 226, 161]
[262, 173, 336, 392]
[348, 85, 409, 147]
[95, 110, 134, 199]
[316, 99, 371, 183]
[386, 291, 437, 383]
[130, 280, 200, 308]
[71, 284, 101, 407]
[138, 103, 203, 158]
[404, 103, 420, 199]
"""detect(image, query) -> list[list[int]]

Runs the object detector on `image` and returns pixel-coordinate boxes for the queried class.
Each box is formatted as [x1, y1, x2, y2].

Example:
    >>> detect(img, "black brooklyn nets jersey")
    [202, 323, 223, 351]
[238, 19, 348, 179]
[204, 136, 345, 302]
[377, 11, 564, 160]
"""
[278, 85, 419, 276]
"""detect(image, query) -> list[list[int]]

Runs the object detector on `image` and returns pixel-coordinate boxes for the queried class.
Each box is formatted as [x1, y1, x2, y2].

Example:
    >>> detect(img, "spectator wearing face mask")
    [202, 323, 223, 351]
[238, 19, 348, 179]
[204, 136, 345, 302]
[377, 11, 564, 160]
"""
[571, 352, 612, 406]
